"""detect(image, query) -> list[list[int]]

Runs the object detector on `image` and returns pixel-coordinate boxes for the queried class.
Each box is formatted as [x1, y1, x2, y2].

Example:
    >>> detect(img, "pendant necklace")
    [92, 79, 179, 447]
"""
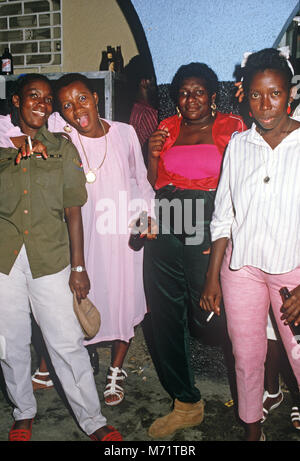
[258, 117, 292, 184]
[77, 117, 108, 184]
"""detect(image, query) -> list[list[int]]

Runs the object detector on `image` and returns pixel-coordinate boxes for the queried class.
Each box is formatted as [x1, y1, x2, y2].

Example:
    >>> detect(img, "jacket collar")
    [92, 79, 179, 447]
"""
[35, 124, 61, 147]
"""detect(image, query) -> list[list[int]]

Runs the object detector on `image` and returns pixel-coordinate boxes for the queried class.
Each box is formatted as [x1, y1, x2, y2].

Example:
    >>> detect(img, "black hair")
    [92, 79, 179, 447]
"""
[54, 73, 96, 111]
[10, 73, 52, 127]
[169, 62, 219, 104]
[124, 54, 156, 92]
[241, 48, 294, 95]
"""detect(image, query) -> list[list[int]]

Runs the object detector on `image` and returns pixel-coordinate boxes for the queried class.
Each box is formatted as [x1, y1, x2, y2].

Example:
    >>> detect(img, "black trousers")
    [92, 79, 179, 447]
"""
[143, 186, 233, 403]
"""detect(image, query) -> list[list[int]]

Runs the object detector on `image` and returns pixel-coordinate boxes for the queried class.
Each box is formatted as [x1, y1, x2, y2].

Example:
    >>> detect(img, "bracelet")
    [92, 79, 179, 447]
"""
[71, 266, 86, 272]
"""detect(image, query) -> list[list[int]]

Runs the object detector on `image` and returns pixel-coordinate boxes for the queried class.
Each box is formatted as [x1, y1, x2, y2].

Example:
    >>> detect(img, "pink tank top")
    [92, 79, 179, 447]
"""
[162, 144, 221, 184]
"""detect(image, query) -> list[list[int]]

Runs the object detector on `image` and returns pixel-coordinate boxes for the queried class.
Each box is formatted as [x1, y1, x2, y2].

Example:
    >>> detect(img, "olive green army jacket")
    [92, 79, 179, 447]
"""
[0, 125, 87, 278]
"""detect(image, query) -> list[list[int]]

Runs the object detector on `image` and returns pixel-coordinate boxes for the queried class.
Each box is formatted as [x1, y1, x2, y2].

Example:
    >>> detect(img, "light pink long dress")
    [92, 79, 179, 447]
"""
[49, 113, 154, 344]
[0, 113, 154, 344]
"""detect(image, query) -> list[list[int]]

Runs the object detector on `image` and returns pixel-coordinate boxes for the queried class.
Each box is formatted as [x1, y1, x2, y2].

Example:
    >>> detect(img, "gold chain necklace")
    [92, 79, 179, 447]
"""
[77, 117, 108, 184]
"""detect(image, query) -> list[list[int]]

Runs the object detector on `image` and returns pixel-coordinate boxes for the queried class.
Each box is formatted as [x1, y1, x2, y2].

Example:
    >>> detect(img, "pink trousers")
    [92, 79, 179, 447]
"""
[221, 244, 300, 423]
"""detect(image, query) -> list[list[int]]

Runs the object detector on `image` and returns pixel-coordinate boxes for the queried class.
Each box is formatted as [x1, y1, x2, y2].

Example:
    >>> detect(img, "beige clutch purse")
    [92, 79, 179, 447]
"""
[73, 293, 101, 340]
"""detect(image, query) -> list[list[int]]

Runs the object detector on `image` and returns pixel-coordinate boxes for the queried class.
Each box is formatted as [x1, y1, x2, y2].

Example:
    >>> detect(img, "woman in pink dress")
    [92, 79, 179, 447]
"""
[1, 73, 155, 406]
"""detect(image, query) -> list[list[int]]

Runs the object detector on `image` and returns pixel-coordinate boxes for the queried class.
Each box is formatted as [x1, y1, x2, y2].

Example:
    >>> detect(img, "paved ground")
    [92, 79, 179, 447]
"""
[0, 325, 300, 442]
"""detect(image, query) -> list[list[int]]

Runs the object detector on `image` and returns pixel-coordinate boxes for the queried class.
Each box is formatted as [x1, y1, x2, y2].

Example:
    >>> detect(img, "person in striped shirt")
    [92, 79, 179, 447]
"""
[200, 48, 300, 441]
[125, 55, 158, 165]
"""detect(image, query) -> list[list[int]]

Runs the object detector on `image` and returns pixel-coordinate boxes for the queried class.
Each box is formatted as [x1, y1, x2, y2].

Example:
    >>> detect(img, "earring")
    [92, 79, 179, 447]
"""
[211, 102, 217, 117]
[64, 124, 72, 133]
[287, 103, 292, 115]
[176, 106, 182, 118]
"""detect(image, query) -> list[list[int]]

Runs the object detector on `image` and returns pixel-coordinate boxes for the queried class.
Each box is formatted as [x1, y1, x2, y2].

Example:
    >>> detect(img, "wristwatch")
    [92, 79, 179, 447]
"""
[71, 266, 86, 272]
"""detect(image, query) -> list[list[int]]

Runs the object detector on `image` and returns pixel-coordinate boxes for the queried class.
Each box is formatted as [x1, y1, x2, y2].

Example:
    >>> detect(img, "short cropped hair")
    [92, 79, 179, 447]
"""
[241, 48, 294, 95]
[124, 55, 156, 91]
[10, 73, 52, 126]
[169, 62, 219, 103]
[54, 73, 96, 110]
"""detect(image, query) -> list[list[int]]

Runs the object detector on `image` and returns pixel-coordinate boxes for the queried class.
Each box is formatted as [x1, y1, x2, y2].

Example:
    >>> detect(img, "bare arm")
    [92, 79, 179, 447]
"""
[200, 237, 228, 315]
[64, 206, 90, 301]
[147, 128, 169, 187]
[147, 154, 160, 187]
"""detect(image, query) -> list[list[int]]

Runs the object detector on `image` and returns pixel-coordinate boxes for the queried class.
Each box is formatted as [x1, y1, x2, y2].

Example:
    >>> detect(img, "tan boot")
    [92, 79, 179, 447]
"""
[148, 399, 204, 438]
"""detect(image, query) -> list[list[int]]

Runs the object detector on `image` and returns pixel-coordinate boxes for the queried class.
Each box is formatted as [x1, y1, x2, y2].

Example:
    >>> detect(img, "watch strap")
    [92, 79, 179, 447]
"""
[71, 266, 86, 272]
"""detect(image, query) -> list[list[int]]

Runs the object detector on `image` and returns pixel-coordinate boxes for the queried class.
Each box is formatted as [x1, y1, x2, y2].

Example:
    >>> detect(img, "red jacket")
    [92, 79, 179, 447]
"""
[155, 112, 246, 190]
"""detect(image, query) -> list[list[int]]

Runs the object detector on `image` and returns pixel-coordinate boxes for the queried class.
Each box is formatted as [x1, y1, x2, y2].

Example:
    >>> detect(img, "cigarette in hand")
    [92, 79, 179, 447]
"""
[27, 136, 33, 154]
[206, 312, 214, 323]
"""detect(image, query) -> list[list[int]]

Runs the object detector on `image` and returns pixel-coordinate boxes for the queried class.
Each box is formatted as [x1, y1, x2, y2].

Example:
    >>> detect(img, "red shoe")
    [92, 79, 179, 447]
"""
[9, 419, 34, 441]
[89, 425, 123, 441]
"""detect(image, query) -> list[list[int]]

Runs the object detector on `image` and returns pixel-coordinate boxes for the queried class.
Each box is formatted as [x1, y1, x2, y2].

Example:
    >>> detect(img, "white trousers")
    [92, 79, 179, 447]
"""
[0, 245, 106, 435]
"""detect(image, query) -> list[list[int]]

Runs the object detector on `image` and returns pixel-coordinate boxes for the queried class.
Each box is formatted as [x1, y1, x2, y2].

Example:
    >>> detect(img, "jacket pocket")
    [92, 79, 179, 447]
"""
[34, 158, 62, 188]
[33, 158, 64, 215]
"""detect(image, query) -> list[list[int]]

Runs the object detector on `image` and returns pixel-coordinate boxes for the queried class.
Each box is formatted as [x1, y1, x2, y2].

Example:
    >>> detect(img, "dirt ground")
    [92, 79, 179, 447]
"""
[0, 324, 300, 442]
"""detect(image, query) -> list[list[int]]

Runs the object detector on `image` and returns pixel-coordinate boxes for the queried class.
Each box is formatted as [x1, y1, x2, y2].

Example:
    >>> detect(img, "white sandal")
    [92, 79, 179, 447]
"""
[291, 406, 300, 430]
[32, 368, 54, 390]
[104, 366, 127, 406]
[260, 430, 266, 441]
[261, 388, 283, 423]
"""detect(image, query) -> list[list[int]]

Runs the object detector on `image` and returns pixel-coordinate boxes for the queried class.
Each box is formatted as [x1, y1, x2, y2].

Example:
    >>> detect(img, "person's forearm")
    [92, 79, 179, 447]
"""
[147, 155, 159, 187]
[64, 206, 90, 299]
[206, 237, 228, 280]
[64, 206, 86, 267]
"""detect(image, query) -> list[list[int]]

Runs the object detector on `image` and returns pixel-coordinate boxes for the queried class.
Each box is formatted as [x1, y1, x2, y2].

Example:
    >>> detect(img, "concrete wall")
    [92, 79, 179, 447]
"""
[13, 0, 139, 75]
[62, 0, 138, 73]
[131, 0, 300, 83]
[11, 0, 299, 82]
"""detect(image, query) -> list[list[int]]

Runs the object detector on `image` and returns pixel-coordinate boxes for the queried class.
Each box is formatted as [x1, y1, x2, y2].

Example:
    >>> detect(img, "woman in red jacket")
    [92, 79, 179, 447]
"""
[144, 62, 245, 439]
